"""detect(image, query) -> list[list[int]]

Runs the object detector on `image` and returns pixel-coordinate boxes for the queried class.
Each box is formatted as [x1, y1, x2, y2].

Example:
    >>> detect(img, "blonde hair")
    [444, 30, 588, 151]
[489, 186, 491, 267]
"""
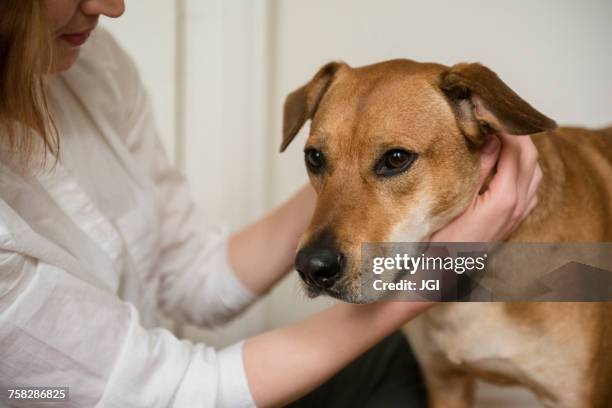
[0, 0, 58, 164]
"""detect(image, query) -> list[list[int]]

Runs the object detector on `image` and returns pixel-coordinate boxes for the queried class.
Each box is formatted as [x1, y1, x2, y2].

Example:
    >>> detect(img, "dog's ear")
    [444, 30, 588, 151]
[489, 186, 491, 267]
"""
[440, 63, 556, 145]
[281, 62, 344, 152]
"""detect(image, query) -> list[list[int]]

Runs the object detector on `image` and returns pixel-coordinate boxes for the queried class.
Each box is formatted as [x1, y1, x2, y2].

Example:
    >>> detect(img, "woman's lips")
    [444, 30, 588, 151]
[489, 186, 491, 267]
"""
[60, 30, 92, 47]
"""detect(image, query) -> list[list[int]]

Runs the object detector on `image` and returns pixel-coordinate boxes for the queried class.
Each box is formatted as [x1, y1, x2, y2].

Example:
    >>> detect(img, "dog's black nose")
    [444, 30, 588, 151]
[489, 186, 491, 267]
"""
[295, 247, 345, 289]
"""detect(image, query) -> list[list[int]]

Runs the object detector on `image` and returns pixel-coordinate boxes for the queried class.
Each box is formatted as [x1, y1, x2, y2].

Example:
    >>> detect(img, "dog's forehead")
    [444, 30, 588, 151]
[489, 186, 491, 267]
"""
[309, 60, 453, 150]
[351, 58, 446, 79]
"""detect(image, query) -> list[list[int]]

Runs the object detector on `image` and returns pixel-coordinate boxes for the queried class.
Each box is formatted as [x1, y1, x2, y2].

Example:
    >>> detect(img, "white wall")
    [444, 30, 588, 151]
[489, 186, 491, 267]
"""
[102, 0, 612, 343]
[178, 0, 268, 229]
[175, 0, 271, 346]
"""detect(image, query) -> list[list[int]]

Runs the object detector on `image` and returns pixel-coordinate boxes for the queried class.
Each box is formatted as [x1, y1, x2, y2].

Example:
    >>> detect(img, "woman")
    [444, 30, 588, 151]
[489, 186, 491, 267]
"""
[0, 1, 541, 407]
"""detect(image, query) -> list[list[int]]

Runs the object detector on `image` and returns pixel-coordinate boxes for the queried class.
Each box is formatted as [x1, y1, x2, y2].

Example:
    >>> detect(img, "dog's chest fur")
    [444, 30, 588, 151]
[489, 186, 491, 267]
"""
[406, 303, 596, 405]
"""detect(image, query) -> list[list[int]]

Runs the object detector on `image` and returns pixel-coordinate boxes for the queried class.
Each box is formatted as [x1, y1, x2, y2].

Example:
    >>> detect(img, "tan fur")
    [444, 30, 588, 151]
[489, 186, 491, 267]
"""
[282, 59, 612, 407]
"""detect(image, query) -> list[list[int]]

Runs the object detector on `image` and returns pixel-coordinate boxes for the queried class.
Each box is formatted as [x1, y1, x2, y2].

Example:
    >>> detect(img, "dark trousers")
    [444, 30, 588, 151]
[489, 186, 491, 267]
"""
[287, 332, 428, 407]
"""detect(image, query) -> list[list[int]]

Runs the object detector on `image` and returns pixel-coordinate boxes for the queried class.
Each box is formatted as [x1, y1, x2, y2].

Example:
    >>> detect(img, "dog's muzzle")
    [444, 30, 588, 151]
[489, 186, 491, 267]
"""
[295, 246, 345, 289]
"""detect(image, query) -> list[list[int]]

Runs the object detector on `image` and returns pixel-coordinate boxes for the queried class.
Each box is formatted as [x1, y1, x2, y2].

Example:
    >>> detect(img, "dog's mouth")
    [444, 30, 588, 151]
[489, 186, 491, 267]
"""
[297, 270, 339, 298]
[302, 281, 341, 299]
[297, 271, 370, 304]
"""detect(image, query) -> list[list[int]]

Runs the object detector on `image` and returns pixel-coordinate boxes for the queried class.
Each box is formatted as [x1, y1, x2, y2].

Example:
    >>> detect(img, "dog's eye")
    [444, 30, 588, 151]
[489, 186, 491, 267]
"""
[304, 148, 325, 174]
[375, 149, 417, 177]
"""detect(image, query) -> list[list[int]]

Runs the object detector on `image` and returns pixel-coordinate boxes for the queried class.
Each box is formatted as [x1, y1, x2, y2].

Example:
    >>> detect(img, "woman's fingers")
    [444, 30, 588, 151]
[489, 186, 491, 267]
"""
[476, 136, 501, 189]
[526, 161, 543, 205]
[507, 158, 542, 235]
[478, 133, 521, 218]
[511, 135, 539, 221]
[484, 134, 542, 238]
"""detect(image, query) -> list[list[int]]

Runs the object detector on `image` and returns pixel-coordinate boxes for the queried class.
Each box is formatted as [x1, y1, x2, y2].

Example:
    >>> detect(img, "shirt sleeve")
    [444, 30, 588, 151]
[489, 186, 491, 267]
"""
[96, 29, 257, 328]
[0, 249, 255, 407]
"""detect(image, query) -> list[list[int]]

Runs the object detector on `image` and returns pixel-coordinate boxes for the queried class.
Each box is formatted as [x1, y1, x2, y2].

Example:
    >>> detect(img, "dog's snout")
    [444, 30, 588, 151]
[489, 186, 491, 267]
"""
[295, 247, 345, 289]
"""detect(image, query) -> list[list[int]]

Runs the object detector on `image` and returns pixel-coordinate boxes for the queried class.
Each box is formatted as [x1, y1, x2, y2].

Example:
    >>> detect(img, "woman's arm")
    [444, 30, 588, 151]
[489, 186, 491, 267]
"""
[244, 301, 431, 407]
[228, 185, 316, 294]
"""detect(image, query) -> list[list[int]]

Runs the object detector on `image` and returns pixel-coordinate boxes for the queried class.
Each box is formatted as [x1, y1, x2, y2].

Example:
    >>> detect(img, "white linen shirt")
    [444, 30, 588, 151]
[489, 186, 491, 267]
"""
[0, 29, 257, 407]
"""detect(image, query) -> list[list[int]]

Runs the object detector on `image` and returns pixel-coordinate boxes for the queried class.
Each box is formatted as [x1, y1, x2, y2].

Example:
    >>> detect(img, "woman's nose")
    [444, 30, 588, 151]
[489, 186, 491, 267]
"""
[81, 0, 126, 18]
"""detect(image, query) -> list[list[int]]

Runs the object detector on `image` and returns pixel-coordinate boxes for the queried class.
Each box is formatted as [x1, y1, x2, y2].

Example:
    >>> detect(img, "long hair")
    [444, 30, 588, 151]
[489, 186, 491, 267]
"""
[0, 0, 58, 165]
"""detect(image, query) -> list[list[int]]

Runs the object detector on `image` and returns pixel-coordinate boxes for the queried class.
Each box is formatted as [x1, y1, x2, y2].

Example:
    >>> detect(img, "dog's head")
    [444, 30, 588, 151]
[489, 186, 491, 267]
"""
[282, 59, 555, 303]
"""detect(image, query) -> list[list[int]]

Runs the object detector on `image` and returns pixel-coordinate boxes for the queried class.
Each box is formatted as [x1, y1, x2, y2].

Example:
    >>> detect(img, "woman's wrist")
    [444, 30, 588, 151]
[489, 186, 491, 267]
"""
[243, 300, 431, 407]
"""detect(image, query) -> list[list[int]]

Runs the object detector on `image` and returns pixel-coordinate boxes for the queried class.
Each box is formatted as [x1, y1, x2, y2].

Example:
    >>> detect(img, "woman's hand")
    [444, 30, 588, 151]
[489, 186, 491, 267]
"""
[430, 133, 542, 242]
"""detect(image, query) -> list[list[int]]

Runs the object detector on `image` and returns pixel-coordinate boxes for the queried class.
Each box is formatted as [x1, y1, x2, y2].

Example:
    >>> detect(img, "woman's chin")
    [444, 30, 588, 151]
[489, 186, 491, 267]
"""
[50, 45, 80, 73]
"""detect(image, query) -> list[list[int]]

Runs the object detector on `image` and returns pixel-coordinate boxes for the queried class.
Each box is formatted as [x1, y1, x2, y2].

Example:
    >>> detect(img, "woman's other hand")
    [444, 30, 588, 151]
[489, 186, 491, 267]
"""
[430, 133, 542, 242]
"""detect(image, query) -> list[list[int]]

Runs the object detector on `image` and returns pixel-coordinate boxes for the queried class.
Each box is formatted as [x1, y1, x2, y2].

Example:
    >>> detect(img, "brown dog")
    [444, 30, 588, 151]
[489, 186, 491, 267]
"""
[281, 59, 612, 407]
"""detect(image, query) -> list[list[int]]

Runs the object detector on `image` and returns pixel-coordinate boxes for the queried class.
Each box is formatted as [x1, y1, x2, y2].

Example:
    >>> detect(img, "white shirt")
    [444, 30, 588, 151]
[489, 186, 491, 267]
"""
[0, 29, 257, 407]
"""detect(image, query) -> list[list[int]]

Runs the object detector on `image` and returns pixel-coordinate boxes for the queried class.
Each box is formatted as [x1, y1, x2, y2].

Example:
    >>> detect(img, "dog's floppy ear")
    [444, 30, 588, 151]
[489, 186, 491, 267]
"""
[440, 63, 556, 145]
[281, 62, 344, 152]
